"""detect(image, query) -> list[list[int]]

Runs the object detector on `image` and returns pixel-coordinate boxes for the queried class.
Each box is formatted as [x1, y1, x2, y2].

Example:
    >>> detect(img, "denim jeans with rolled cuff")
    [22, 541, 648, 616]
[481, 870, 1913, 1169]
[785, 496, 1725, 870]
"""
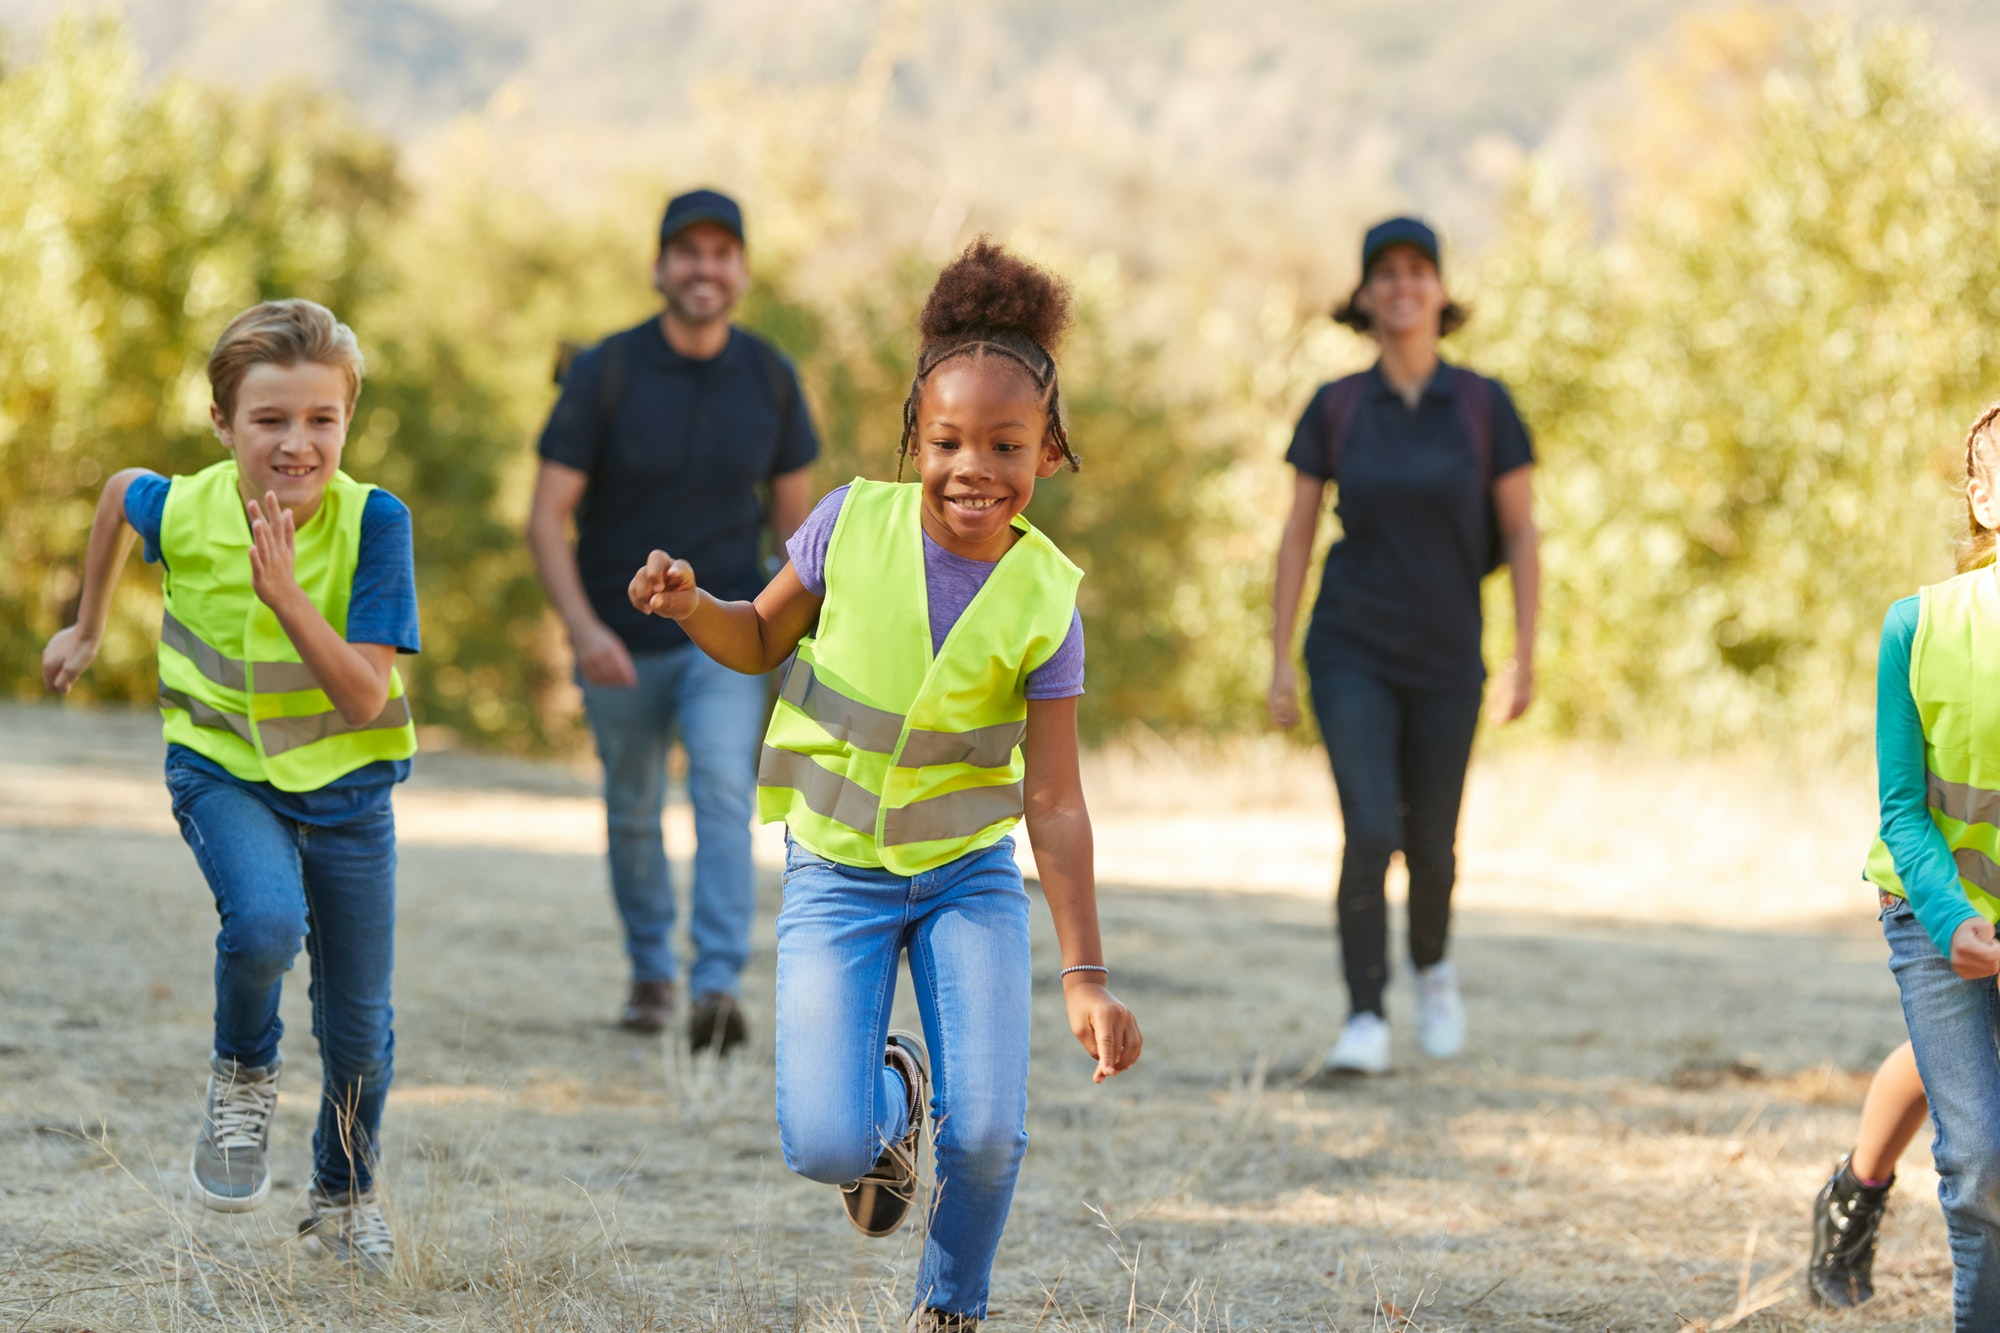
[1884, 892, 2000, 1330]
[166, 754, 396, 1197]
[775, 834, 1032, 1320]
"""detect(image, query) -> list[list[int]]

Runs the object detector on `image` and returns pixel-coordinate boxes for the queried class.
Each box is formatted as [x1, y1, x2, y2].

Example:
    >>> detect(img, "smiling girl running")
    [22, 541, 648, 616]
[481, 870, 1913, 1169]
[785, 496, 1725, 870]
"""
[626, 238, 1141, 1331]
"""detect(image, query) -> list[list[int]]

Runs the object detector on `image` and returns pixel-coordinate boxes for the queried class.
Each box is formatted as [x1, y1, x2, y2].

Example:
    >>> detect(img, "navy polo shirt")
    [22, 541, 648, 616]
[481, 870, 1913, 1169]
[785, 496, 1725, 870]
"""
[1286, 361, 1532, 690]
[538, 319, 819, 654]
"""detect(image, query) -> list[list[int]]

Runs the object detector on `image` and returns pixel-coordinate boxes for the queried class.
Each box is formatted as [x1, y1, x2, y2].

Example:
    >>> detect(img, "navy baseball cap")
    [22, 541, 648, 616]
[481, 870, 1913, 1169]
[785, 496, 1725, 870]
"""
[1361, 216, 1440, 275]
[659, 188, 745, 248]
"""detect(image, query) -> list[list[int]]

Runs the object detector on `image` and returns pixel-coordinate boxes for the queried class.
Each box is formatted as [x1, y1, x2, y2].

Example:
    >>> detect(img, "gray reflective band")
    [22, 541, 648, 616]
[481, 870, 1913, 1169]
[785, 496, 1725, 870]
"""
[783, 659, 1025, 770]
[759, 746, 881, 834]
[159, 685, 410, 757]
[780, 660, 905, 754]
[1957, 847, 2000, 898]
[257, 696, 411, 756]
[881, 780, 1023, 847]
[161, 610, 323, 694]
[899, 720, 1024, 770]
[158, 685, 255, 745]
[1930, 772, 2000, 831]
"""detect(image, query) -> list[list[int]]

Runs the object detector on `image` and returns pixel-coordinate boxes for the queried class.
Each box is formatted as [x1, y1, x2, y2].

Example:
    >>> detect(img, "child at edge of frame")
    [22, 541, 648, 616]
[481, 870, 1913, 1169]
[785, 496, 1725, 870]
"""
[624, 237, 1143, 1333]
[42, 298, 421, 1273]
[1861, 400, 2000, 1330]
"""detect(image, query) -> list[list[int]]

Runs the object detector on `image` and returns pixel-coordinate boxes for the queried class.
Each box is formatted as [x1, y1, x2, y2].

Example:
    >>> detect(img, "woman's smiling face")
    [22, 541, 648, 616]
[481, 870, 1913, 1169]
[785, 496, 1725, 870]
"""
[211, 360, 351, 525]
[912, 356, 1063, 562]
[1359, 244, 1448, 339]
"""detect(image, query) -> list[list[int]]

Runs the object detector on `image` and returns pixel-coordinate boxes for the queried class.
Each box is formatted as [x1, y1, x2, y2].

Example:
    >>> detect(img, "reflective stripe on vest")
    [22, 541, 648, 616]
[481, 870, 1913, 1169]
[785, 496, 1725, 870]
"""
[156, 460, 417, 791]
[755, 479, 1080, 874]
[1866, 565, 2000, 925]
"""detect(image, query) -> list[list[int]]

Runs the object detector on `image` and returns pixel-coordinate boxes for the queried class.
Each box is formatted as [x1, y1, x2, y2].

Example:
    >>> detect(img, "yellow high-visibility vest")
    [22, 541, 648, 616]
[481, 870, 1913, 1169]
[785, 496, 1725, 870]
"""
[1867, 564, 2000, 926]
[157, 459, 417, 792]
[757, 478, 1082, 874]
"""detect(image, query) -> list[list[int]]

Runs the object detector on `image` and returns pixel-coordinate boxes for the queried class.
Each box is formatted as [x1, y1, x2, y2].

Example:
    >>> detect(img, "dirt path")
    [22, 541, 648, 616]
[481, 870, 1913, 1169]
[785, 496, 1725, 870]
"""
[0, 704, 1944, 1330]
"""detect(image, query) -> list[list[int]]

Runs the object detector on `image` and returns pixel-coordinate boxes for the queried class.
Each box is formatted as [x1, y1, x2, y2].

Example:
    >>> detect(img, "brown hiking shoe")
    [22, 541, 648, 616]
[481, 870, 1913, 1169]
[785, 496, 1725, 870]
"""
[618, 980, 674, 1033]
[687, 992, 748, 1055]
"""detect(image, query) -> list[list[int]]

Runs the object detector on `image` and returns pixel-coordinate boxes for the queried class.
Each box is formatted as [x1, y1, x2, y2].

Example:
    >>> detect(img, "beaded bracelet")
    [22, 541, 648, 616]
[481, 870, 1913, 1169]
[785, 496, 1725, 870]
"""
[1060, 964, 1109, 979]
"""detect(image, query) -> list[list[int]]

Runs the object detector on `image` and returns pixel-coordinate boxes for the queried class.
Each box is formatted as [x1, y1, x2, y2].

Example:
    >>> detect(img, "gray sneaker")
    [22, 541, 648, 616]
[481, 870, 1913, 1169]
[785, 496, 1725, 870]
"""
[298, 1187, 395, 1273]
[189, 1053, 281, 1212]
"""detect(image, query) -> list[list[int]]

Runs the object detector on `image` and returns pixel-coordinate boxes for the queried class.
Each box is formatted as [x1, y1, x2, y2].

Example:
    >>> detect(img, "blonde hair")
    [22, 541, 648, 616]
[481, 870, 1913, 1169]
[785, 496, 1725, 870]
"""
[206, 299, 364, 422]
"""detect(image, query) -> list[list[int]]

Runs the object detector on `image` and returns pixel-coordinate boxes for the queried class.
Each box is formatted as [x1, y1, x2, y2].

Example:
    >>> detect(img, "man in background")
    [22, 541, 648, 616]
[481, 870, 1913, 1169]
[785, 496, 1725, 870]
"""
[527, 188, 818, 1051]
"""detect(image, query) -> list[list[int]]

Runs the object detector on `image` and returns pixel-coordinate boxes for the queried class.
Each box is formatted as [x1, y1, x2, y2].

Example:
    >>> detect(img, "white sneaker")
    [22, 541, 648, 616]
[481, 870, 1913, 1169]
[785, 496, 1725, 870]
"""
[1323, 1012, 1392, 1075]
[1414, 960, 1466, 1059]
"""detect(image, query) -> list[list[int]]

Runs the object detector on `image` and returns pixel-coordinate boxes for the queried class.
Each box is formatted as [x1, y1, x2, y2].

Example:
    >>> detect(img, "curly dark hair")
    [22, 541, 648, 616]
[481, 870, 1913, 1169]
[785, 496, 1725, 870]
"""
[898, 237, 1080, 477]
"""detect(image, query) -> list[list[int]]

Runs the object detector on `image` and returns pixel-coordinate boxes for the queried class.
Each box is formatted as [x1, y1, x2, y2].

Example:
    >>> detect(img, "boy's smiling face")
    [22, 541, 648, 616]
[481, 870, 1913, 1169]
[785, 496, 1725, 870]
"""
[211, 361, 351, 526]
[913, 356, 1063, 562]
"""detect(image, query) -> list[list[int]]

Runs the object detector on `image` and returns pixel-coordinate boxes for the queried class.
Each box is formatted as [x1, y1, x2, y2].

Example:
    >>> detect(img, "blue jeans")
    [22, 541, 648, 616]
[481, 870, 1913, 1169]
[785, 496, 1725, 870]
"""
[1307, 659, 1483, 1018]
[775, 835, 1032, 1319]
[1885, 895, 2000, 1329]
[580, 645, 766, 996]
[165, 756, 396, 1197]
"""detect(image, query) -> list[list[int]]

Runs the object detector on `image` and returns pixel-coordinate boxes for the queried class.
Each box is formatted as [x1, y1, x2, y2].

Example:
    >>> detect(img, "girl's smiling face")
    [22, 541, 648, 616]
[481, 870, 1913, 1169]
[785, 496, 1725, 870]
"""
[211, 360, 351, 525]
[913, 356, 1063, 561]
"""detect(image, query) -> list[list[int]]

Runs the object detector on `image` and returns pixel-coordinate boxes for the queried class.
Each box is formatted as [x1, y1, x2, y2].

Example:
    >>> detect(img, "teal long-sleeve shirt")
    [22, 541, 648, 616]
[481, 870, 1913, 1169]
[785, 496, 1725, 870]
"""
[1877, 594, 1984, 957]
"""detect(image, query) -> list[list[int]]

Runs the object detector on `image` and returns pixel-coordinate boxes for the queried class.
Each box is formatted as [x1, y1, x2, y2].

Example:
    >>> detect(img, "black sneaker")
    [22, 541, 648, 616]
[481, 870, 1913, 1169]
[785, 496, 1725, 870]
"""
[687, 992, 748, 1055]
[841, 1029, 929, 1238]
[1808, 1154, 1892, 1308]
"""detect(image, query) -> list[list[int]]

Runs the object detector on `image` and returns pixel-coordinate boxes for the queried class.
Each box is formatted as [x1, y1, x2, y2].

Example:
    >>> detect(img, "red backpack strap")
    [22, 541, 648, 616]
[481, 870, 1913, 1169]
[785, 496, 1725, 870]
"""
[1453, 365, 1494, 483]
[1319, 373, 1368, 480]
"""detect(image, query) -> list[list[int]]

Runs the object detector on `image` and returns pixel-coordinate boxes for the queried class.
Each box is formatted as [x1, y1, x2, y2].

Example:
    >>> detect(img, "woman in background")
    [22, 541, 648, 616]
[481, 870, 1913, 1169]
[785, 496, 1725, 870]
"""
[1269, 217, 1540, 1075]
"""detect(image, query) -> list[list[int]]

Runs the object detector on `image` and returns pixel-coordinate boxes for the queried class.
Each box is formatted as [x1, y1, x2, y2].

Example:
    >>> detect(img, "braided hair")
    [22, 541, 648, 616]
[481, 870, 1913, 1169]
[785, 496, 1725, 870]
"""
[897, 237, 1081, 479]
[1960, 401, 2000, 572]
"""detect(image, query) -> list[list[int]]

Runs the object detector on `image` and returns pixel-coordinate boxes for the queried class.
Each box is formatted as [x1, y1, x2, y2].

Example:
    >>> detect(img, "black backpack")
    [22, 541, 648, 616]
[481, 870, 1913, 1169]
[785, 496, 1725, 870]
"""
[553, 328, 801, 528]
[1319, 364, 1506, 574]
[552, 327, 800, 452]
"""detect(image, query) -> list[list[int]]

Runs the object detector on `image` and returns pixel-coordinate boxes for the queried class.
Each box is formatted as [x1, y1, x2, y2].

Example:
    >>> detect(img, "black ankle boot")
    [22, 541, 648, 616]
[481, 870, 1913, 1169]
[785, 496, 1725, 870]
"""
[1808, 1154, 1893, 1308]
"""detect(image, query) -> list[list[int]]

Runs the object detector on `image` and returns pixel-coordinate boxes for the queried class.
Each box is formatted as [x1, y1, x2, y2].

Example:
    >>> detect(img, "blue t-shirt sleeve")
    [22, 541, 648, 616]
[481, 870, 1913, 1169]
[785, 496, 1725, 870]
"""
[1285, 384, 1336, 479]
[784, 484, 849, 596]
[346, 490, 421, 652]
[123, 472, 171, 565]
[1025, 610, 1085, 700]
[1877, 595, 1978, 956]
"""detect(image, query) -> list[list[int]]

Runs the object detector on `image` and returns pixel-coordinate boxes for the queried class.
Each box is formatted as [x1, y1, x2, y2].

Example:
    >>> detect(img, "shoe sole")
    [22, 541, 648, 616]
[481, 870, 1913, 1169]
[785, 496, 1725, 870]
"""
[189, 1150, 271, 1213]
[840, 1031, 929, 1239]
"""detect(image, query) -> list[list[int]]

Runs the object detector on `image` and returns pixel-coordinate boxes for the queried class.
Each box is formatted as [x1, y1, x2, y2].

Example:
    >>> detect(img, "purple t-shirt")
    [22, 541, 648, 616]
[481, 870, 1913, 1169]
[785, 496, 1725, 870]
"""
[785, 485, 1084, 700]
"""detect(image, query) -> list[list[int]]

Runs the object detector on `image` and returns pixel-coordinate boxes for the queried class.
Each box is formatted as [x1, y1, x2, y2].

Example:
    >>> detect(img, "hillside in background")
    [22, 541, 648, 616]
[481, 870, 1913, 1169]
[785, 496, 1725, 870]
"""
[3, 0, 1995, 275]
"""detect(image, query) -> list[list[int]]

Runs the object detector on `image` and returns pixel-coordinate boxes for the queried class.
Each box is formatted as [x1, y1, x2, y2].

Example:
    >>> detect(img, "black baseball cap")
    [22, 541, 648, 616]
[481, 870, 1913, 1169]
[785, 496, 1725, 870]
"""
[659, 188, 745, 248]
[1361, 216, 1440, 275]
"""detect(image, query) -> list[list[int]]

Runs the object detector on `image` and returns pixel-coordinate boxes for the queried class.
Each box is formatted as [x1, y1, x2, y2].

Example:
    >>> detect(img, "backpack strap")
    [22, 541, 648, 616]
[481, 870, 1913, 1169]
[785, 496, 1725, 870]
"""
[1453, 365, 1494, 485]
[1318, 373, 1369, 480]
[1453, 366, 1508, 573]
[742, 332, 801, 459]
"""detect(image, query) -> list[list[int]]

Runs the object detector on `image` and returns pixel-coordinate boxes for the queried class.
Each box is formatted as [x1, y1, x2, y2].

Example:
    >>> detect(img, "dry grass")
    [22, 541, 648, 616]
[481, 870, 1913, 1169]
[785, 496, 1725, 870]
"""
[0, 704, 1948, 1330]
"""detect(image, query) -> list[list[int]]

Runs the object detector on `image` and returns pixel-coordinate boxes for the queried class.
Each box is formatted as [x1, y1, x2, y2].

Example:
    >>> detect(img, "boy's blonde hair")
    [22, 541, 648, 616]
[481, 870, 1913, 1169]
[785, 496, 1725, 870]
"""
[1962, 403, 2000, 573]
[207, 299, 364, 422]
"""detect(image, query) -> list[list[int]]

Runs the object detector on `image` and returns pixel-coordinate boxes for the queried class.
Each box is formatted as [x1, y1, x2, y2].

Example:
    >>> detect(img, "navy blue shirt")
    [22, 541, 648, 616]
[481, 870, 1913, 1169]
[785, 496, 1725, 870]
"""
[538, 320, 820, 654]
[1286, 361, 1533, 690]
[126, 472, 421, 826]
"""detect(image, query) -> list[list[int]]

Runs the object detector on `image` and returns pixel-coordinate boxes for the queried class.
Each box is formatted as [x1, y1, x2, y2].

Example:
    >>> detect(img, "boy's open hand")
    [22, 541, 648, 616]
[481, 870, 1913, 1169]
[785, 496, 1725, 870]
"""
[1065, 980, 1142, 1083]
[245, 493, 304, 614]
[1952, 917, 2000, 980]
[628, 550, 699, 620]
[42, 625, 100, 694]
